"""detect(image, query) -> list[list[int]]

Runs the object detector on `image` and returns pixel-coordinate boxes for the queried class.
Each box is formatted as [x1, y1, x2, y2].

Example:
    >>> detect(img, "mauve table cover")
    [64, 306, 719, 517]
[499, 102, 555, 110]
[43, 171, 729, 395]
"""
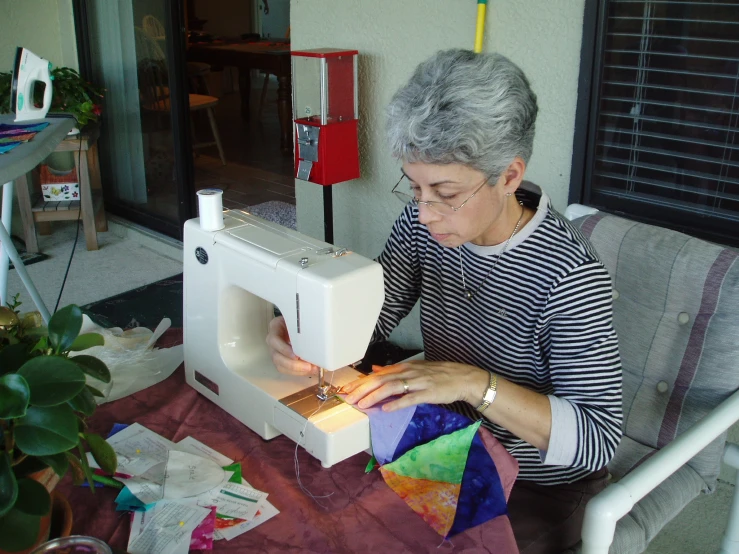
[59, 330, 519, 553]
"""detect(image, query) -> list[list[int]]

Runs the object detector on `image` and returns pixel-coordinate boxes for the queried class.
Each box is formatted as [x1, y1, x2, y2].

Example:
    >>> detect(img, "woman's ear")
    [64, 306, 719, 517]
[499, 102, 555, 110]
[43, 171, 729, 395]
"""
[501, 156, 527, 195]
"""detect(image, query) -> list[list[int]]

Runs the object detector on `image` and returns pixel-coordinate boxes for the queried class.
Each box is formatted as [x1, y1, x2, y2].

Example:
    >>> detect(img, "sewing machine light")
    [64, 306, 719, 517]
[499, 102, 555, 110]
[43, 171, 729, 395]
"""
[291, 49, 360, 186]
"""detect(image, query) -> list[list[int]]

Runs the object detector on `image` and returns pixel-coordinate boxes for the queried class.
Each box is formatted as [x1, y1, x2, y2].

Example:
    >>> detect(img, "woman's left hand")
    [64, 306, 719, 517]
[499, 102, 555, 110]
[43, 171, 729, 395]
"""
[341, 361, 489, 412]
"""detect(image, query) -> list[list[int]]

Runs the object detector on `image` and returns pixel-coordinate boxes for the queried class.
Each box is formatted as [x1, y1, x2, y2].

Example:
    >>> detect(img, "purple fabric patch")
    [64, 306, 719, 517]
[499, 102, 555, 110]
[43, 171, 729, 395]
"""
[580, 212, 606, 239]
[392, 404, 474, 462]
[362, 402, 416, 465]
[448, 430, 508, 537]
[658, 249, 737, 447]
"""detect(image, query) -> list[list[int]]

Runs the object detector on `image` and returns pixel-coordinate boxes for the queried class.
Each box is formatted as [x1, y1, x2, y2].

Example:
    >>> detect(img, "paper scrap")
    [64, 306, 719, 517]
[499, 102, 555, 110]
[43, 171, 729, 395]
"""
[127, 501, 211, 554]
[199, 481, 267, 520]
[108, 423, 175, 476]
[163, 450, 228, 499]
[213, 500, 279, 541]
[173, 437, 234, 467]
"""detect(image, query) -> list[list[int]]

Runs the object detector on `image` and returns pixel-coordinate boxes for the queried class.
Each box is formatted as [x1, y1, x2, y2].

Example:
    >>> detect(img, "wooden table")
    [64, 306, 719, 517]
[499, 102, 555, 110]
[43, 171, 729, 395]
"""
[187, 40, 292, 154]
[15, 125, 107, 252]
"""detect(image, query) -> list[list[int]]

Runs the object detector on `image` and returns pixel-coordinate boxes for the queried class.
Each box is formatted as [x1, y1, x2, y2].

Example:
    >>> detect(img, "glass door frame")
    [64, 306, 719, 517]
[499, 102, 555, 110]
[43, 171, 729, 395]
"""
[73, 0, 196, 240]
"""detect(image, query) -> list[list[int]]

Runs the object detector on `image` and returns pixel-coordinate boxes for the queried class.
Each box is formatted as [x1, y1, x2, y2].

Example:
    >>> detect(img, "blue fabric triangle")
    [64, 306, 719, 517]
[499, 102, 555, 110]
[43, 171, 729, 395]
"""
[391, 403, 473, 463]
[447, 430, 508, 537]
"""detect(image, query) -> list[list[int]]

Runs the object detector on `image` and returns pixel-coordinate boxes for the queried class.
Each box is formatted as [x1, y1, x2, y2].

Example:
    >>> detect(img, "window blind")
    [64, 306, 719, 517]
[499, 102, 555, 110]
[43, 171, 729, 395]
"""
[585, 0, 739, 245]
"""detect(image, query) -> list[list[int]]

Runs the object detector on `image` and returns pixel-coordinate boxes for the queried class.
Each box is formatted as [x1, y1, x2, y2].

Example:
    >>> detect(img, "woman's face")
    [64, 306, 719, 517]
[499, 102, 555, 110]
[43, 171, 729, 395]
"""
[400, 161, 522, 247]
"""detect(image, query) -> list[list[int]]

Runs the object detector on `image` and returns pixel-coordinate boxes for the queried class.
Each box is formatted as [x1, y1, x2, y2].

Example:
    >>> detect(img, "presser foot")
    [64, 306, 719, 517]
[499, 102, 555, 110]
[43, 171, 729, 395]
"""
[279, 384, 343, 418]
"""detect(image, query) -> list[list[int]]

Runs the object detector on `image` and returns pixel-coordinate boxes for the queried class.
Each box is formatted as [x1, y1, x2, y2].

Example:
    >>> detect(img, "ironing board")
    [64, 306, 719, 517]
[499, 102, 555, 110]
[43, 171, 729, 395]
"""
[0, 114, 75, 323]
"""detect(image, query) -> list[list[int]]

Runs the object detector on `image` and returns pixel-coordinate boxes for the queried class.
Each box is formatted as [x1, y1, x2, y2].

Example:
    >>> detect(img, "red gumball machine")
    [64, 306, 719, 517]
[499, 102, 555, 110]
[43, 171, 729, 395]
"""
[291, 49, 359, 186]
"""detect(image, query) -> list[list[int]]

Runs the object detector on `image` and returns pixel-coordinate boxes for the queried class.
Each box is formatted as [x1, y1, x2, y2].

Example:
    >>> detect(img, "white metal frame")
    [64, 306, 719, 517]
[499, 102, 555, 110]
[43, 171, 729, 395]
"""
[0, 180, 51, 323]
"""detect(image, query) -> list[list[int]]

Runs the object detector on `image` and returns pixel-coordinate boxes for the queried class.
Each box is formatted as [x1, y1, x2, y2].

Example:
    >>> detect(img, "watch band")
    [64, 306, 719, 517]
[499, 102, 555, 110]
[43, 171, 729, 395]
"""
[476, 372, 498, 413]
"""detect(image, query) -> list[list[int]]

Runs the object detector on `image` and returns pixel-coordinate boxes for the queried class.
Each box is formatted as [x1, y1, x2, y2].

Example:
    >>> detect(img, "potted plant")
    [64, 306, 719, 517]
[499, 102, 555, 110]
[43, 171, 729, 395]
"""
[0, 67, 103, 129]
[0, 303, 117, 553]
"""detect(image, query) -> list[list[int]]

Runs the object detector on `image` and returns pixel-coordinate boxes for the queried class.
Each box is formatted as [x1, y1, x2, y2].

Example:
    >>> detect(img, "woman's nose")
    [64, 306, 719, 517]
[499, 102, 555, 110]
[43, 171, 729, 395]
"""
[417, 202, 442, 225]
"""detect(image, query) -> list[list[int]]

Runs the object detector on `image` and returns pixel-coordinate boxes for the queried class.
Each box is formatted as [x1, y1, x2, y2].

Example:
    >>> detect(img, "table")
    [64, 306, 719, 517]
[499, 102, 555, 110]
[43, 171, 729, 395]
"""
[0, 114, 75, 321]
[187, 41, 292, 154]
[59, 330, 519, 553]
[14, 124, 107, 252]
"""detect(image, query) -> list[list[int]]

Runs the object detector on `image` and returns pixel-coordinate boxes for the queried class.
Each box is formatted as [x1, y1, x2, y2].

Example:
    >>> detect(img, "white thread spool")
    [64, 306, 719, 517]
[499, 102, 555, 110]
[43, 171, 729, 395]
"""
[197, 188, 225, 231]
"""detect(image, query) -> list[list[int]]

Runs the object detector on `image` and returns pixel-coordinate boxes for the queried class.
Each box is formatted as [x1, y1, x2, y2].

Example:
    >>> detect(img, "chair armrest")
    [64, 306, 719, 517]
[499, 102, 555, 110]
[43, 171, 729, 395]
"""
[581, 388, 739, 554]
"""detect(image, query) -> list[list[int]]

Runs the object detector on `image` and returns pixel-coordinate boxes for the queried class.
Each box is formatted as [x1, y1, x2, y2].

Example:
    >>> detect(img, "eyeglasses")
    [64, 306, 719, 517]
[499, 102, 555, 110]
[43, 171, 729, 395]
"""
[391, 174, 491, 216]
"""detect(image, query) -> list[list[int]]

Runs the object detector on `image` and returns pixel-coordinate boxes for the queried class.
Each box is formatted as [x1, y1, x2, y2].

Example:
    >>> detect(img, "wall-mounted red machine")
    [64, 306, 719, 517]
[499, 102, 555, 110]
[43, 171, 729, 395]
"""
[291, 49, 359, 186]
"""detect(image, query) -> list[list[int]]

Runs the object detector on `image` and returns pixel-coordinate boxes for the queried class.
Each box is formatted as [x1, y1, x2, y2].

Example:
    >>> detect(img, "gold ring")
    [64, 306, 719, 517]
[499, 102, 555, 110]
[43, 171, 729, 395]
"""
[401, 379, 410, 394]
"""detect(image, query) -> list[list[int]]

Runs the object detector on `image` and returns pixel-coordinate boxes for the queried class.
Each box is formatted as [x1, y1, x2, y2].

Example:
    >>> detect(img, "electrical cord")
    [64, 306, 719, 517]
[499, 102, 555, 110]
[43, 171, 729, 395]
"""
[53, 132, 84, 313]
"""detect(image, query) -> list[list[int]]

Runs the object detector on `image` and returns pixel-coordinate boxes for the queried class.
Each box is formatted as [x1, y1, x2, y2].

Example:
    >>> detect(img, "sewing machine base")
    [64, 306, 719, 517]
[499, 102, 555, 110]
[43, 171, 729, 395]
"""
[279, 384, 343, 418]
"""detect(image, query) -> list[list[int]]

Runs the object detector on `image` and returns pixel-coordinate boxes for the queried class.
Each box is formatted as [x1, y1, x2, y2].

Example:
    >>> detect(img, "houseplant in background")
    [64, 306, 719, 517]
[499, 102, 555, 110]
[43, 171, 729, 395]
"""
[0, 66, 103, 130]
[0, 303, 117, 553]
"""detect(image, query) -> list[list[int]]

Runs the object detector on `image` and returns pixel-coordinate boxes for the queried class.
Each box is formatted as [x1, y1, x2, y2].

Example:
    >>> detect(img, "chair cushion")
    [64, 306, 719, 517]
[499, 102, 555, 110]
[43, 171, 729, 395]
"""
[572, 213, 739, 489]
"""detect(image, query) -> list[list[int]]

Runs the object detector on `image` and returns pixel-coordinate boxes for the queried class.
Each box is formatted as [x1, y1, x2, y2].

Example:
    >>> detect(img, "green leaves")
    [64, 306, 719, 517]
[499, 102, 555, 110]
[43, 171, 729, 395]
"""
[0, 373, 30, 418]
[0, 473, 50, 553]
[67, 387, 97, 417]
[0, 453, 17, 518]
[84, 433, 117, 475]
[14, 405, 80, 456]
[37, 453, 69, 478]
[18, 356, 86, 407]
[72, 355, 111, 383]
[0, 507, 42, 551]
[0, 342, 32, 376]
[14, 479, 50, 517]
[48, 305, 83, 353]
[69, 333, 105, 352]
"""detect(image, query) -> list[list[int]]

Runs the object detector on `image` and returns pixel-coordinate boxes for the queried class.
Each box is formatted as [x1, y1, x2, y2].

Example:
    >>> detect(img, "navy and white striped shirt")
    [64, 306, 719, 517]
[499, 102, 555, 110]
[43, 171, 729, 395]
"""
[373, 183, 623, 485]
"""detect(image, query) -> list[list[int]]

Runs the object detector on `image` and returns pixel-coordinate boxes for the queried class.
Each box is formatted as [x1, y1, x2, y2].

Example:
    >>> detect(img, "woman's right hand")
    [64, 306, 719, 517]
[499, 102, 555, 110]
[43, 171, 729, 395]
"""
[266, 316, 319, 376]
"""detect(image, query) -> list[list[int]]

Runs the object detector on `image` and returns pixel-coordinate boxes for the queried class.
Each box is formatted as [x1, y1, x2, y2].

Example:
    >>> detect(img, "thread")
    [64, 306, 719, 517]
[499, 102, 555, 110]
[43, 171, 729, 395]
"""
[197, 188, 225, 231]
[293, 370, 337, 508]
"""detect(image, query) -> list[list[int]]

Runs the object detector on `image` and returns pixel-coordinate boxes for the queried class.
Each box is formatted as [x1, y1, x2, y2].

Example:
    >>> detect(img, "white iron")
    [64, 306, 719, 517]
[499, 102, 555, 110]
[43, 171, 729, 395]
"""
[11, 47, 53, 122]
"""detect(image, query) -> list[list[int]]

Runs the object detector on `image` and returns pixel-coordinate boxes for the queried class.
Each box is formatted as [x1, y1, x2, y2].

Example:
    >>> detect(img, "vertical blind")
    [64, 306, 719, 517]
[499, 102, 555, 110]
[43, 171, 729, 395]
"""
[586, 0, 739, 245]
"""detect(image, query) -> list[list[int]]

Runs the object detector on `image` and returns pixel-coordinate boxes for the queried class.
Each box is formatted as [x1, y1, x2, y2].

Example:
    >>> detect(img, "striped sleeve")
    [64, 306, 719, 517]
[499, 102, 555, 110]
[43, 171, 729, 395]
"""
[373, 207, 422, 342]
[539, 260, 624, 472]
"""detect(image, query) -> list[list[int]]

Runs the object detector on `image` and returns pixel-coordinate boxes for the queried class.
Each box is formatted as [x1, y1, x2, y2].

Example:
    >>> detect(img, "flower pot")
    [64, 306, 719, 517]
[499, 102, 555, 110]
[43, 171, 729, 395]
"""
[0, 471, 70, 554]
[0, 491, 73, 554]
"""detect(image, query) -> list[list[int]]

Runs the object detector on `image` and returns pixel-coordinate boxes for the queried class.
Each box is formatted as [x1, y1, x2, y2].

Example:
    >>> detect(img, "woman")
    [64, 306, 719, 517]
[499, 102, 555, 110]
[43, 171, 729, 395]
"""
[267, 49, 622, 553]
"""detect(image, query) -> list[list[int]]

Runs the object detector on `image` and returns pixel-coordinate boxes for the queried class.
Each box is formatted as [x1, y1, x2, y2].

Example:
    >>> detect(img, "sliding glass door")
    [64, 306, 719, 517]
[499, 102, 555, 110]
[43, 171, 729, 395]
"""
[74, 0, 194, 238]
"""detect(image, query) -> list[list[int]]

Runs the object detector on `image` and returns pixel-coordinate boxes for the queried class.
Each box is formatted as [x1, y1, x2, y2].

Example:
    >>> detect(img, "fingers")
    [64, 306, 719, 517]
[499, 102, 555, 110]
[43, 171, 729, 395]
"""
[344, 371, 415, 409]
[267, 316, 318, 376]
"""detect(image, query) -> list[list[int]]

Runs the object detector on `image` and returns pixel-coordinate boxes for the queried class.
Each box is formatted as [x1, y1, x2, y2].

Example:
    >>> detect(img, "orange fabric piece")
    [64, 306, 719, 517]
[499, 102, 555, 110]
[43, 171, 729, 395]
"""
[380, 467, 461, 537]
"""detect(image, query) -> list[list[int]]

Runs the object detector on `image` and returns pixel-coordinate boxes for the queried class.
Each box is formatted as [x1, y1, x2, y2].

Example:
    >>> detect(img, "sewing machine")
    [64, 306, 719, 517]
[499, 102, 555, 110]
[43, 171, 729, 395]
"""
[183, 209, 384, 468]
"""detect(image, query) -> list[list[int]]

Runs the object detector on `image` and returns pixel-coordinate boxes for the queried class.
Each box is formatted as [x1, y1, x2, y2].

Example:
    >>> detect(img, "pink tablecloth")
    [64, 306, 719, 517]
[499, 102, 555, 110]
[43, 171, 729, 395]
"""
[60, 332, 518, 554]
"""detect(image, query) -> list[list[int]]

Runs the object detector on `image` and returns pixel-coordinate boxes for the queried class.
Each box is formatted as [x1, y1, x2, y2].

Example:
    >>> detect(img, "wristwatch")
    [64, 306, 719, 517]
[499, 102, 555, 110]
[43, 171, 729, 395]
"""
[476, 372, 498, 412]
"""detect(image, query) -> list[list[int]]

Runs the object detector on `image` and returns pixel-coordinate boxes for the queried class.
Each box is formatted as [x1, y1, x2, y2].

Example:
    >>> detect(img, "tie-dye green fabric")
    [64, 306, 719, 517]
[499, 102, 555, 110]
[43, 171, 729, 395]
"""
[383, 420, 481, 484]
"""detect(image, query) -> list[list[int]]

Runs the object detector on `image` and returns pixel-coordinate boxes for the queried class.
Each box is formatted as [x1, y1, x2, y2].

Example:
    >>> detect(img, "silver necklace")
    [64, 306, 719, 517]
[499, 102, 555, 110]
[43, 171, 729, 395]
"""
[458, 201, 525, 300]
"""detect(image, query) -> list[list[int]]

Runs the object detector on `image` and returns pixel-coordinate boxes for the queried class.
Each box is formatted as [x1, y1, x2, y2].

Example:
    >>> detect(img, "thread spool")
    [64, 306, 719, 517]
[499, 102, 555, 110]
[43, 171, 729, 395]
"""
[197, 188, 225, 231]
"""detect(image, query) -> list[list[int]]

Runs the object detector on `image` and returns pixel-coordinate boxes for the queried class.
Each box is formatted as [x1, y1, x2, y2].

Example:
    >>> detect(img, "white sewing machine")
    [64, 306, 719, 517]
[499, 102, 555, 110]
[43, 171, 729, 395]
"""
[183, 208, 384, 468]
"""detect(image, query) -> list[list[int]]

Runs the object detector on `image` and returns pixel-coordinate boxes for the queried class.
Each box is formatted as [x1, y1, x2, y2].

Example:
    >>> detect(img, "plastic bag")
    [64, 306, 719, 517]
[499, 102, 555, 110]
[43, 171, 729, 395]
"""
[71, 315, 184, 403]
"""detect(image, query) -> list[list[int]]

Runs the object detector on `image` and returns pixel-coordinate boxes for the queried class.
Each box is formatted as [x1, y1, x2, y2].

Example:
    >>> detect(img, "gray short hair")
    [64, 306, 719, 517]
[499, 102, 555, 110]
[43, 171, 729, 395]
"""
[386, 49, 538, 178]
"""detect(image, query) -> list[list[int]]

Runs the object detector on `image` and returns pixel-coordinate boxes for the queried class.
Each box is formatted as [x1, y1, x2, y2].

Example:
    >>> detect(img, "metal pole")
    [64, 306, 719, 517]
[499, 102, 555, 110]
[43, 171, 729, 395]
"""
[323, 185, 333, 244]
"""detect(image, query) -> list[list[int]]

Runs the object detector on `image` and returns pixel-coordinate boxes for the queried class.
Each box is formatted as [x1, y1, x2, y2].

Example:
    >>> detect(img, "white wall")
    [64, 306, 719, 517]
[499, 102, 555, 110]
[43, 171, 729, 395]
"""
[291, 0, 586, 347]
[0, 0, 78, 72]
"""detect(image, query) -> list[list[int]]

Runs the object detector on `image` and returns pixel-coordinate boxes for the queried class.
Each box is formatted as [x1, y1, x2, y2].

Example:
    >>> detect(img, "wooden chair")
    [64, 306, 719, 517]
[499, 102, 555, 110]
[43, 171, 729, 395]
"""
[135, 27, 225, 165]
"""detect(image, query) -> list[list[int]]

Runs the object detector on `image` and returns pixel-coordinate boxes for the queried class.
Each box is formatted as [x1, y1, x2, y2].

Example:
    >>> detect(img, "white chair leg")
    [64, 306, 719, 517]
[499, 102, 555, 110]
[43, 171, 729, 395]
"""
[720, 443, 739, 554]
[206, 107, 226, 166]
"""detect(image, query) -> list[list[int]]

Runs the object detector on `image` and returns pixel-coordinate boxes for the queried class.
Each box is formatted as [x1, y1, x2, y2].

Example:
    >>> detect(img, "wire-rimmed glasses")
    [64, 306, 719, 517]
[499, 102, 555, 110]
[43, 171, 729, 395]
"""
[391, 174, 491, 216]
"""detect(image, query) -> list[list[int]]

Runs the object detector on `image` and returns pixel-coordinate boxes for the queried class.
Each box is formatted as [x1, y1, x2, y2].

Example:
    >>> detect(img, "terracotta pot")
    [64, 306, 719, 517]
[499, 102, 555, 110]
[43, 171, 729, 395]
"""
[0, 472, 71, 554]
